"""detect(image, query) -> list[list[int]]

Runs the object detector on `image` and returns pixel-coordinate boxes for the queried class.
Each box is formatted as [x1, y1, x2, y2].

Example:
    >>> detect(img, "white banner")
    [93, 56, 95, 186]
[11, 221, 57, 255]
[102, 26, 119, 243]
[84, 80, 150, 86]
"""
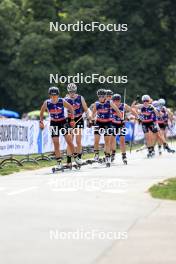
[0, 119, 176, 156]
[0, 119, 38, 156]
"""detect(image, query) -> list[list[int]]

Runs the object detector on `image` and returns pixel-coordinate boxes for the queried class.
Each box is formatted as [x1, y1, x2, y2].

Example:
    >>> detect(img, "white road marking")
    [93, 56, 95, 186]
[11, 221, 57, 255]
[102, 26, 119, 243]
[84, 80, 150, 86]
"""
[7, 186, 38, 196]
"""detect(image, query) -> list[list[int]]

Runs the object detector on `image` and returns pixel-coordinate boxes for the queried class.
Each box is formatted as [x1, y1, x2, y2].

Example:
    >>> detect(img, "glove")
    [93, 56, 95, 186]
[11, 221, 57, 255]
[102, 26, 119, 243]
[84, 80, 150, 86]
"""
[87, 119, 95, 128]
[39, 120, 44, 129]
[91, 119, 96, 126]
[70, 120, 76, 128]
[136, 95, 140, 102]
[137, 116, 142, 123]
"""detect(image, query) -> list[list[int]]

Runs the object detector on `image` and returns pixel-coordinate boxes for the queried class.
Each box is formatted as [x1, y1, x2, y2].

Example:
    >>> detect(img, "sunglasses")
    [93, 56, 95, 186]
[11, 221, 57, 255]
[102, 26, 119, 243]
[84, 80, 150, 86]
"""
[143, 100, 149, 102]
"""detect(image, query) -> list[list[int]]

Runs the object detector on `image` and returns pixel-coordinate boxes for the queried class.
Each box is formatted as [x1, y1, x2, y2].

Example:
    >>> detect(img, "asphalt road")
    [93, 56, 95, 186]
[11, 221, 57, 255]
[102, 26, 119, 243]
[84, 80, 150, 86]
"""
[0, 149, 176, 264]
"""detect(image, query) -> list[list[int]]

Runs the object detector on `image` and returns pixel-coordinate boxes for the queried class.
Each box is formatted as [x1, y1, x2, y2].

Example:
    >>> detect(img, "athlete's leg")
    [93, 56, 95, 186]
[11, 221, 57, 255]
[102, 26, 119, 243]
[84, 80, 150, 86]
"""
[52, 137, 61, 158]
[64, 134, 75, 153]
[94, 134, 100, 151]
[66, 131, 74, 164]
[156, 130, 166, 144]
[120, 136, 126, 153]
[111, 136, 116, 152]
[145, 131, 153, 147]
[75, 128, 83, 157]
[104, 135, 111, 154]
[157, 128, 165, 145]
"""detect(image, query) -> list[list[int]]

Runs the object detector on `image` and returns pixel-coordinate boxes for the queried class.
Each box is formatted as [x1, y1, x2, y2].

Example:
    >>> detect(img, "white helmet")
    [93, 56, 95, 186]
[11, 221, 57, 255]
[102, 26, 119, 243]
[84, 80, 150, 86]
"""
[158, 98, 166, 106]
[152, 100, 159, 107]
[142, 95, 150, 102]
[67, 83, 77, 92]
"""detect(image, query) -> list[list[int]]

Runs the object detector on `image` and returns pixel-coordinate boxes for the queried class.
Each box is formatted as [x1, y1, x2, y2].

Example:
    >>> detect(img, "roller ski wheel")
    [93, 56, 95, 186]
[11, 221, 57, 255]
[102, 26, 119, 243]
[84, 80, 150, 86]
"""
[105, 156, 111, 167]
[106, 162, 111, 168]
[123, 158, 128, 165]
[152, 151, 155, 157]
[52, 166, 64, 173]
[111, 155, 115, 163]
[85, 159, 95, 165]
[98, 158, 104, 164]
[167, 149, 175, 153]
[65, 164, 73, 170]
[52, 167, 56, 173]
[147, 153, 153, 158]
[73, 164, 81, 170]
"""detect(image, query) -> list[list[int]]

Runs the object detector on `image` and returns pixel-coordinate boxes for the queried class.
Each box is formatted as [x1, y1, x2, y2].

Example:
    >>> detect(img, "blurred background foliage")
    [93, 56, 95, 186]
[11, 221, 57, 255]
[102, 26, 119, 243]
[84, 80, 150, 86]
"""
[0, 0, 176, 113]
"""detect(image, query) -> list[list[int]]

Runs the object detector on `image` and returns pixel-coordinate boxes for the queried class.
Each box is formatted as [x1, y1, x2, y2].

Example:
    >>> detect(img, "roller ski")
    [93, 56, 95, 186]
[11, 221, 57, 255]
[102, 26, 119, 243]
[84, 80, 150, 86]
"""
[94, 151, 100, 162]
[52, 163, 81, 173]
[151, 147, 155, 157]
[93, 151, 104, 164]
[52, 154, 83, 173]
[105, 154, 111, 168]
[122, 153, 127, 165]
[163, 143, 175, 153]
[52, 158, 64, 173]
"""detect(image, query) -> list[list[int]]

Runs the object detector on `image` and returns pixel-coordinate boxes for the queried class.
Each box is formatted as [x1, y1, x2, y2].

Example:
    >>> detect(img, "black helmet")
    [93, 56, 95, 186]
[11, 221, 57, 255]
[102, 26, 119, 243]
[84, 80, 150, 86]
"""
[48, 87, 59, 95]
[97, 89, 107, 97]
[106, 89, 113, 96]
[112, 94, 121, 101]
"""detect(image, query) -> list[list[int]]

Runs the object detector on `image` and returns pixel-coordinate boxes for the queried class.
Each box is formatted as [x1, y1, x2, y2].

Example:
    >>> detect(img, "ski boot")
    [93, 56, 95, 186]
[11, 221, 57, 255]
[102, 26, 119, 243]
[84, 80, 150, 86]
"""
[122, 153, 127, 165]
[52, 158, 64, 173]
[163, 143, 175, 153]
[111, 150, 116, 163]
[158, 145, 162, 155]
[65, 155, 72, 170]
[147, 147, 153, 158]
[105, 154, 111, 168]
[94, 150, 100, 162]
[74, 153, 83, 166]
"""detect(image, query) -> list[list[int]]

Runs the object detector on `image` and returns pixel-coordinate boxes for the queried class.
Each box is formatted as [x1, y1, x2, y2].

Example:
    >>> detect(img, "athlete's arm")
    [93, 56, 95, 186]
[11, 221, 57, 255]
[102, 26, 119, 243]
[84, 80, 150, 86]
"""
[63, 100, 74, 119]
[110, 102, 123, 119]
[92, 103, 97, 120]
[81, 96, 88, 112]
[39, 101, 47, 129]
[125, 104, 131, 112]
[152, 106, 160, 117]
[125, 104, 138, 117]
[40, 101, 47, 121]
[166, 108, 174, 121]
[132, 104, 142, 110]
[131, 95, 140, 107]
[81, 96, 91, 119]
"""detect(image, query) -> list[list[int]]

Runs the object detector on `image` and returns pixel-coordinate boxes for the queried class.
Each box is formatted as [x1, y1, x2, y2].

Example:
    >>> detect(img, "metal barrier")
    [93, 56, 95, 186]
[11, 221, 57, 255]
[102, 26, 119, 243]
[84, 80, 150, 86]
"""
[0, 154, 23, 168]
[0, 146, 99, 169]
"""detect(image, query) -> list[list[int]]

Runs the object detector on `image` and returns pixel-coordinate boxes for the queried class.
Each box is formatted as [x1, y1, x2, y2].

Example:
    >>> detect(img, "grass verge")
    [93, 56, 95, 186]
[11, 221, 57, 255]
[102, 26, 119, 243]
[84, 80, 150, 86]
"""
[149, 178, 176, 200]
